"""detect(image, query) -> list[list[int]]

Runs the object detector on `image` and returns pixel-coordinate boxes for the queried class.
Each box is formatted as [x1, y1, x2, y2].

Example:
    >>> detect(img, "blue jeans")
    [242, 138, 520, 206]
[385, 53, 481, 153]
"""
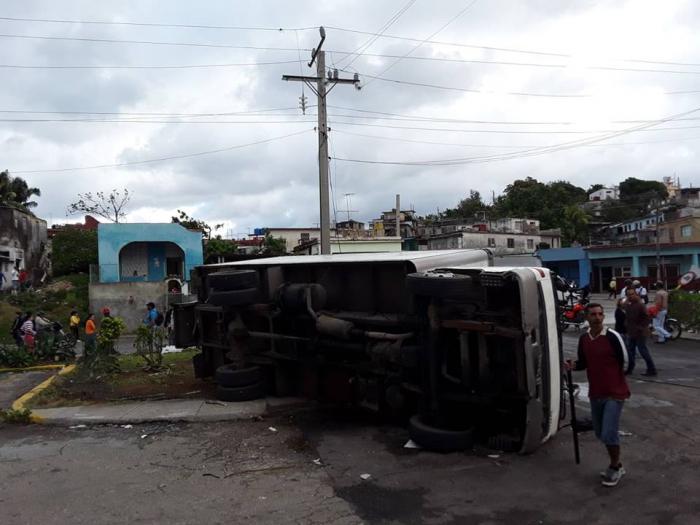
[653, 310, 671, 342]
[590, 398, 624, 446]
[627, 336, 656, 374]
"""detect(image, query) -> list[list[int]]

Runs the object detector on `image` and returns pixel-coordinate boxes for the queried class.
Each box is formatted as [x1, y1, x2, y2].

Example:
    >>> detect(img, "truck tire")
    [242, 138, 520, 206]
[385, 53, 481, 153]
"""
[408, 414, 474, 453]
[406, 272, 473, 300]
[207, 288, 260, 306]
[216, 365, 262, 388]
[216, 382, 264, 402]
[208, 270, 259, 291]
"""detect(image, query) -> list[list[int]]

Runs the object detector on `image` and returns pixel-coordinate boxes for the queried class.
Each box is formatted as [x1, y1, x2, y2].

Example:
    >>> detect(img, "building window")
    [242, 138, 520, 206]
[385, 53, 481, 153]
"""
[507, 238, 515, 248]
[527, 239, 533, 250]
[680, 225, 692, 237]
[487, 237, 496, 247]
[300, 232, 310, 242]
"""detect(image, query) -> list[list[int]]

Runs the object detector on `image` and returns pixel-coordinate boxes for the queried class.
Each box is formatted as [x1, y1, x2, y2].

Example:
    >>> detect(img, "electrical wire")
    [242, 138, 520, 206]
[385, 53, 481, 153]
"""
[338, 0, 417, 69]
[0, 15, 316, 32]
[364, 0, 479, 86]
[0, 59, 304, 70]
[0, 107, 307, 117]
[12, 129, 313, 174]
[331, 105, 700, 166]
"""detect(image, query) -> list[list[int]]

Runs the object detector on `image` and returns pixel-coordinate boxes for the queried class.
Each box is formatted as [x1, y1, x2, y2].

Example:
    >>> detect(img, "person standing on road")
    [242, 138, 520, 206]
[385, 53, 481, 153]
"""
[653, 282, 671, 344]
[634, 280, 649, 304]
[614, 299, 627, 339]
[566, 303, 630, 487]
[625, 288, 657, 376]
[21, 312, 36, 352]
[69, 310, 81, 341]
[608, 278, 617, 299]
[144, 302, 159, 327]
[618, 279, 633, 301]
[10, 266, 20, 295]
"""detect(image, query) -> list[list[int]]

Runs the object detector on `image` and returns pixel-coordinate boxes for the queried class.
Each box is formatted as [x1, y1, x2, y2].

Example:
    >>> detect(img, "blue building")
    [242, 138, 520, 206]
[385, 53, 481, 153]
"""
[537, 246, 591, 287]
[97, 223, 203, 284]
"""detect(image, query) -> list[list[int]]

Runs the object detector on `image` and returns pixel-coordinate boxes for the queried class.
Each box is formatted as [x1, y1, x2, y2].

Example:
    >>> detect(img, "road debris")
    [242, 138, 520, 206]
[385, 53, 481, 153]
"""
[121, 424, 133, 429]
[69, 424, 87, 429]
[403, 440, 421, 449]
[268, 426, 277, 432]
[141, 434, 149, 439]
[360, 473, 371, 480]
[313, 458, 323, 466]
[488, 454, 501, 459]
[618, 430, 633, 436]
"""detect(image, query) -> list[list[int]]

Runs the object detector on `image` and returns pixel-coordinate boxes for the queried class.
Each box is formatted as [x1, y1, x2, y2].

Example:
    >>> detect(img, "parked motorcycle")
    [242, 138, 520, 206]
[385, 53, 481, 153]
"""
[649, 316, 682, 341]
[557, 277, 590, 331]
[35, 321, 77, 361]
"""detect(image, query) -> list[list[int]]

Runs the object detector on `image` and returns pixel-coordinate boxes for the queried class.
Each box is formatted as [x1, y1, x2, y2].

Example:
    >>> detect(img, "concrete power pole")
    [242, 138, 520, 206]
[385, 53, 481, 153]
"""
[282, 27, 361, 254]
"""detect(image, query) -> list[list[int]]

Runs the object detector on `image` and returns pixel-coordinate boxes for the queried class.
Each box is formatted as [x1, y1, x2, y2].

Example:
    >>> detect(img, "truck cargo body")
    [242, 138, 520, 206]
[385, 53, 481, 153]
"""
[180, 250, 563, 453]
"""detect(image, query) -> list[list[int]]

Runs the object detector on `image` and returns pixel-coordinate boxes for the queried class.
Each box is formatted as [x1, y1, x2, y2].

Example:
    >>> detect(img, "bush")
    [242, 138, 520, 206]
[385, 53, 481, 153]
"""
[0, 344, 36, 368]
[669, 291, 700, 331]
[81, 316, 125, 377]
[51, 229, 98, 276]
[0, 408, 32, 423]
[133, 325, 166, 371]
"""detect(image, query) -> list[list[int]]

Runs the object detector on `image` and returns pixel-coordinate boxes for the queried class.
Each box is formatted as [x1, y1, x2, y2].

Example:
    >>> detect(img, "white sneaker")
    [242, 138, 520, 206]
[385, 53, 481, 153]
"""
[601, 466, 626, 487]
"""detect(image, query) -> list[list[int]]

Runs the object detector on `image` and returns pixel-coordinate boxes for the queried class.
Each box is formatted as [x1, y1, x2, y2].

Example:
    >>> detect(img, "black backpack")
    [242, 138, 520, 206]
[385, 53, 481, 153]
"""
[155, 311, 165, 326]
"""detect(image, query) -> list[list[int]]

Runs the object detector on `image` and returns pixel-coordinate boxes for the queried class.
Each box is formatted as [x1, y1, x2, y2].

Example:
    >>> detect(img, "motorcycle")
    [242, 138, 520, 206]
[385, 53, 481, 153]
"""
[556, 277, 590, 331]
[35, 321, 77, 361]
[649, 316, 682, 341]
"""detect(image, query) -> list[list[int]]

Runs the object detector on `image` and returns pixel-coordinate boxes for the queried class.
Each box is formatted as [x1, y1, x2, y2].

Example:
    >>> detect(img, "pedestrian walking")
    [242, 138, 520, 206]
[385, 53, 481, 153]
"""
[634, 280, 649, 304]
[143, 302, 160, 327]
[653, 281, 671, 344]
[566, 303, 630, 487]
[614, 299, 627, 338]
[607, 278, 617, 299]
[618, 279, 633, 301]
[624, 288, 657, 376]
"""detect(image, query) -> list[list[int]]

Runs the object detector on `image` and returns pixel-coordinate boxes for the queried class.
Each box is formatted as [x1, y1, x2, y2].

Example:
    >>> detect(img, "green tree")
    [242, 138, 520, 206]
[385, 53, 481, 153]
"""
[443, 190, 490, 219]
[171, 209, 223, 239]
[204, 237, 239, 263]
[561, 205, 589, 245]
[260, 232, 287, 256]
[51, 229, 98, 276]
[0, 170, 41, 210]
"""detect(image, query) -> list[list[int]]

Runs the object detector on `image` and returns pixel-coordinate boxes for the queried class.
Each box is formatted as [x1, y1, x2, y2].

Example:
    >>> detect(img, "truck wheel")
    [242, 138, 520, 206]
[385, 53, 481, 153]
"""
[406, 272, 473, 299]
[216, 382, 264, 402]
[216, 365, 262, 388]
[207, 288, 260, 306]
[408, 414, 474, 453]
[208, 270, 259, 291]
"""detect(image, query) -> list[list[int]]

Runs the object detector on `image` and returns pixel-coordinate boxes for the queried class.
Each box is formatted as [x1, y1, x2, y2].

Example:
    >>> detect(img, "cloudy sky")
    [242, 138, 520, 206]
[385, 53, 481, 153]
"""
[2, 0, 700, 235]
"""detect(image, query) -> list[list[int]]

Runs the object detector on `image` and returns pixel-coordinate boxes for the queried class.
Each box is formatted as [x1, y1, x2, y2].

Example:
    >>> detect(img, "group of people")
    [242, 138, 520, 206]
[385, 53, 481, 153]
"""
[0, 267, 31, 294]
[568, 279, 672, 488]
[9, 311, 52, 352]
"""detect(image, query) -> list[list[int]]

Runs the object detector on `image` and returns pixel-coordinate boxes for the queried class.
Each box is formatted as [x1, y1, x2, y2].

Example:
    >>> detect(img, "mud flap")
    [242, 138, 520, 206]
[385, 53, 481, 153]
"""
[519, 398, 544, 454]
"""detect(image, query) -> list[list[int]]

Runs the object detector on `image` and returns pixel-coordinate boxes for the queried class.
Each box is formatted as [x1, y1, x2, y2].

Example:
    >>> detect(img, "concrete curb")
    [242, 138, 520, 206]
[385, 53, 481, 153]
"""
[11, 365, 76, 422]
[0, 364, 66, 373]
[15, 395, 308, 426]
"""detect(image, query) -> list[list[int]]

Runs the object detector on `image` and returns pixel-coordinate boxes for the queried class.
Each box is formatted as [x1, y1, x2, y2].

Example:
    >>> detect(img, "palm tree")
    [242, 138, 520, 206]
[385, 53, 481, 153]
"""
[0, 170, 41, 209]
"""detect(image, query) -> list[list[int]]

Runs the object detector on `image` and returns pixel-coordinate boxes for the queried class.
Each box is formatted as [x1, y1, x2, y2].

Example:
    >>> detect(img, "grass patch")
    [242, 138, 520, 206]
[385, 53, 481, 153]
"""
[25, 349, 214, 409]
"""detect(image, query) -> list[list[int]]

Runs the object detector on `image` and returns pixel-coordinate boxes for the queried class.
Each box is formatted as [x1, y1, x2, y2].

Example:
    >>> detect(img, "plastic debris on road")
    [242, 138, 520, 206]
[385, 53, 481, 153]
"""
[313, 458, 323, 466]
[618, 430, 633, 436]
[403, 440, 421, 449]
[360, 473, 371, 480]
[141, 434, 148, 439]
[121, 424, 133, 429]
[69, 424, 87, 429]
[488, 454, 501, 459]
[268, 426, 277, 432]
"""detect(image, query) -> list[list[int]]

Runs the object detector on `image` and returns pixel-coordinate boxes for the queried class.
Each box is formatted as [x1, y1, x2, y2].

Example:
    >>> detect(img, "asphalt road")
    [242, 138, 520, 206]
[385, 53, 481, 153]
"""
[1, 333, 698, 524]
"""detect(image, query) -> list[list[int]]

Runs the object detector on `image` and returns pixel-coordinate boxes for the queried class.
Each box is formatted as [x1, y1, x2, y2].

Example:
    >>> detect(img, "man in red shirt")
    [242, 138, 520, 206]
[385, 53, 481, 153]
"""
[566, 303, 631, 487]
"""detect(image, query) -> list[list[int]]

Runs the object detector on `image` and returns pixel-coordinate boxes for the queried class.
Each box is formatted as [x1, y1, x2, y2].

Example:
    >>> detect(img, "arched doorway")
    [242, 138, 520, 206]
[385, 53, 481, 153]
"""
[119, 242, 185, 282]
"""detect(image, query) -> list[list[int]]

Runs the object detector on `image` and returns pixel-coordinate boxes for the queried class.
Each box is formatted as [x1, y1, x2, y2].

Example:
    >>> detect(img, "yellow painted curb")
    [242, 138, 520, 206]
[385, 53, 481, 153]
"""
[11, 365, 76, 423]
[0, 364, 65, 373]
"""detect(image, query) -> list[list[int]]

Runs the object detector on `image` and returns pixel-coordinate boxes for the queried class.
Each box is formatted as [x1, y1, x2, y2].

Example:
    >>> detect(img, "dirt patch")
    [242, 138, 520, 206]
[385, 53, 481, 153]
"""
[27, 351, 216, 408]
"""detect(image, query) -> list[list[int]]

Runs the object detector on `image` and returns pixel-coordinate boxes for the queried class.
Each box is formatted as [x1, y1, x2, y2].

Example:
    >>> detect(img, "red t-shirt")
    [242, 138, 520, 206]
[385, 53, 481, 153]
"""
[580, 331, 630, 400]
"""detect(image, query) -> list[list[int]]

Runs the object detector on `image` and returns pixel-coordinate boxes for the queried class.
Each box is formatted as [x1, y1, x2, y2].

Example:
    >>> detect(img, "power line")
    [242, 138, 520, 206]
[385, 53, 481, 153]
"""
[0, 59, 304, 70]
[0, 15, 317, 32]
[324, 25, 700, 69]
[12, 129, 313, 174]
[339, 0, 417, 69]
[364, 0, 479, 86]
[0, 106, 303, 117]
[0, 32, 310, 52]
[0, 117, 317, 124]
[331, 105, 700, 166]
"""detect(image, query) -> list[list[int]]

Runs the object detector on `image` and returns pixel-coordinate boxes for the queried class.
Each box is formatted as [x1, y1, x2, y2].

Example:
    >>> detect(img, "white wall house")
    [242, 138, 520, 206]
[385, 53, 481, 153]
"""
[589, 187, 619, 201]
[427, 231, 541, 254]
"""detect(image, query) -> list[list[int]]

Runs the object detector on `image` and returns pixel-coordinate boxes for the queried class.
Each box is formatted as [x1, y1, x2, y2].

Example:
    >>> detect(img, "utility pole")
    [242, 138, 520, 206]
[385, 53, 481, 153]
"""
[282, 27, 361, 254]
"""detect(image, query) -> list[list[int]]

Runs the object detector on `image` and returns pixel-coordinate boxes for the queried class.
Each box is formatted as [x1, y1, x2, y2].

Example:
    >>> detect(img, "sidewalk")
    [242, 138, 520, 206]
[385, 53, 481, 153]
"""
[29, 396, 307, 425]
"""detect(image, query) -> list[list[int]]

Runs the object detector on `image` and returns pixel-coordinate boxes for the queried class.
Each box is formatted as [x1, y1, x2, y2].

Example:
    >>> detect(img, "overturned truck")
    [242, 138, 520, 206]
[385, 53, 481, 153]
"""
[177, 250, 564, 453]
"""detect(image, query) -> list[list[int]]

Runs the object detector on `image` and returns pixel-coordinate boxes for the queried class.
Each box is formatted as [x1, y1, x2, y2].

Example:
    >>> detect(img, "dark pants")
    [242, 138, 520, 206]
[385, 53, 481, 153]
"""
[70, 326, 79, 341]
[627, 336, 656, 374]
